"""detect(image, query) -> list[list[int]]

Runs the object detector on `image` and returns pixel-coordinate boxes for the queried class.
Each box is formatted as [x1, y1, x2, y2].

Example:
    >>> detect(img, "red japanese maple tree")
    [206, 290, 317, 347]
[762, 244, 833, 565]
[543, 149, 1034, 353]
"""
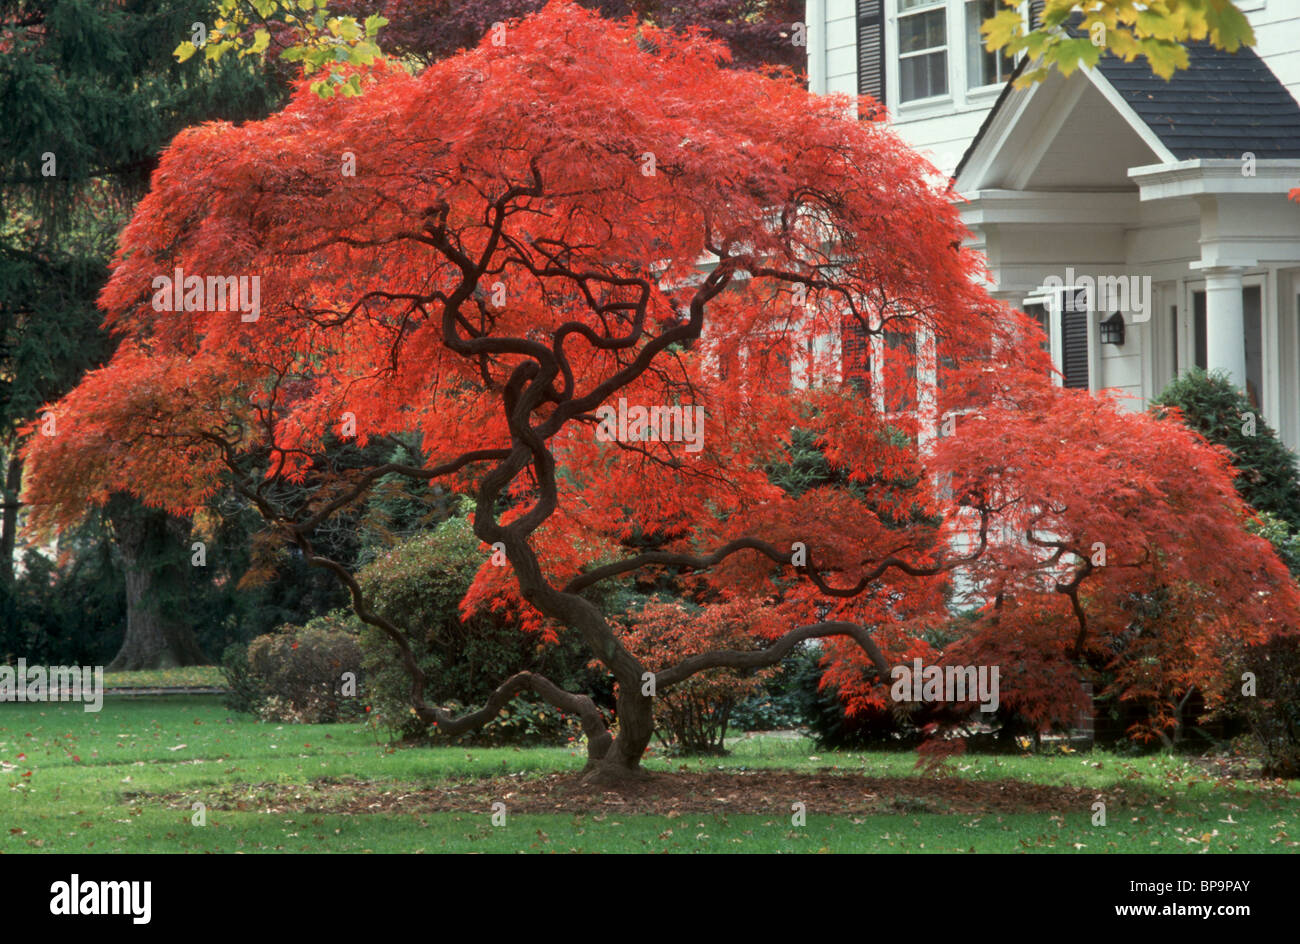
[22, 2, 1299, 779]
[824, 387, 1300, 744]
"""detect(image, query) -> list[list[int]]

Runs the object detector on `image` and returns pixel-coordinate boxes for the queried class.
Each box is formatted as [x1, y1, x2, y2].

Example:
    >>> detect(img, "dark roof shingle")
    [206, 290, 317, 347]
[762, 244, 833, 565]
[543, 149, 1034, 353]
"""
[1098, 41, 1300, 158]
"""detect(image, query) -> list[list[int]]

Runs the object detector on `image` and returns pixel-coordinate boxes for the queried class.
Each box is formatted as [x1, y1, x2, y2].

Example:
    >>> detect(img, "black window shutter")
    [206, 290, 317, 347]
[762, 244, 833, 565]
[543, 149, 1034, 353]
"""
[1029, 0, 1045, 28]
[842, 316, 871, 393]
[856, 0, 886, 112]
[1060, 307, 1089, 389]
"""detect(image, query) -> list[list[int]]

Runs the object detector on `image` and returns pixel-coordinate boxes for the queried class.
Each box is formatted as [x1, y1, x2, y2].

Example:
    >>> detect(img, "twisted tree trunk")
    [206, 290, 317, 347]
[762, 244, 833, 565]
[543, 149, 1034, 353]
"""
[585, 689, 655, 782]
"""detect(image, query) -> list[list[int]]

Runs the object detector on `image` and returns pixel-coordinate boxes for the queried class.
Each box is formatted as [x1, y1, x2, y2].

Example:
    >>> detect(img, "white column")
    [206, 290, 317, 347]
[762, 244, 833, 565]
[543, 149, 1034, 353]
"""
[1202, 265, 1246, 389]
[807, 0, 826, 96]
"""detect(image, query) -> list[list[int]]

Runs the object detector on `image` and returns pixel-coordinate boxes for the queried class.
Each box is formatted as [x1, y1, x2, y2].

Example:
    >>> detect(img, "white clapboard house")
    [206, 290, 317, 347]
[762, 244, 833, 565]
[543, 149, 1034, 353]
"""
[806, 1, 1300, 446]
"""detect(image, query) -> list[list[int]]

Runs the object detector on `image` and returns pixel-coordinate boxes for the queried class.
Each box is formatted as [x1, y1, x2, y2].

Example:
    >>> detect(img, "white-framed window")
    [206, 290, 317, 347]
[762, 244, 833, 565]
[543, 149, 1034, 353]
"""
[1022, 285, 1093, 390]
[897, 0, 949, 103]
[965, 0, 1015, 89]
[873, 1, 1036, 112]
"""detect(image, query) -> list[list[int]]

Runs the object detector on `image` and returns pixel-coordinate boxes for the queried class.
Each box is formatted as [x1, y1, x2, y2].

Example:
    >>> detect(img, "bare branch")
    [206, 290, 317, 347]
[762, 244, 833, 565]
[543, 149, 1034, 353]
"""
[655, 620, 894, 688]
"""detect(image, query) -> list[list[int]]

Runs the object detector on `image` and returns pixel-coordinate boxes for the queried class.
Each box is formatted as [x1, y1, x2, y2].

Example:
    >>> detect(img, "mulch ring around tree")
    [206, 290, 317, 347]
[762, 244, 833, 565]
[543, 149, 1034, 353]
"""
[143, 770, 1124, 817]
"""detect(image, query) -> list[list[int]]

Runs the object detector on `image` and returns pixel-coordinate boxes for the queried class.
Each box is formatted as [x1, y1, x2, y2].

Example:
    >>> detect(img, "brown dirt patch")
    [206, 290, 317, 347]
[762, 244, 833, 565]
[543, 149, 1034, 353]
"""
[144, 769, 1119, 817]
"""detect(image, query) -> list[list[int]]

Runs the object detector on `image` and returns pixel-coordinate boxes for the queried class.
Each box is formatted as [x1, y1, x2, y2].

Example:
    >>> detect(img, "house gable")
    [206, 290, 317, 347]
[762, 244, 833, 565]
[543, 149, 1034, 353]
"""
[956, 70, 1166, 193]
[956, 40, 1300, 192]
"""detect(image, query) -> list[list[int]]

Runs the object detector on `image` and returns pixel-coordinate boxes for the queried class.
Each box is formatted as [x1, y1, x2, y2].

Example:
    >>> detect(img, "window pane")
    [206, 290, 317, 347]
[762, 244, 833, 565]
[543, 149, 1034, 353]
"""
[928, 51, 949, 96]
[966, 0, 1013, 87]
[899, 0, 940, 10]
[901, 51, 947, 101]
[899, 9, 946, 53]
[1023, 302, 1051, 363]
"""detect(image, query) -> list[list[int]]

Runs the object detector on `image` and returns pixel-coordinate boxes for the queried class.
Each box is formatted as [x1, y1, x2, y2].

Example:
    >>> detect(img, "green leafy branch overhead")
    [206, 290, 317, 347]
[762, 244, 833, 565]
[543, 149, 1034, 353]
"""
[982, 0, 1256, 86]
[173, 0, 388, 98]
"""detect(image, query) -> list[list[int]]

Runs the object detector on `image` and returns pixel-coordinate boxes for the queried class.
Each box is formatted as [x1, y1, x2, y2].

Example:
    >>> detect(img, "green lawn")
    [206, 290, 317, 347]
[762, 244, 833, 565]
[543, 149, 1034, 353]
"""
[2, 697, 1297, 853]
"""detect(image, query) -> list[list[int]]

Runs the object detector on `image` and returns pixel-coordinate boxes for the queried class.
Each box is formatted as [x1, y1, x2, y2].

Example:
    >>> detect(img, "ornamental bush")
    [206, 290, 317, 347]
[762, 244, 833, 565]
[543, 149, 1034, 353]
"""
[356, 511, 598, 743]
[616, 599, 776, 755]
[1246, 511, 1300, 577]
[729, 644, 823, 731]
[1225, 634, 1300, 778]
[1152, 369, 1300, 531]
[219, 641, 263, 715]
[244, 612, 366, 723]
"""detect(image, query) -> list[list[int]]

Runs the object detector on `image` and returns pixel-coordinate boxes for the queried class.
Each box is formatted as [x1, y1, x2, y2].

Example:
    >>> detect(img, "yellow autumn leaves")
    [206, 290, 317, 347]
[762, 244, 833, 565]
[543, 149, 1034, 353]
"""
[173, 0, 388, 99]
[980, 0, 1256, 86]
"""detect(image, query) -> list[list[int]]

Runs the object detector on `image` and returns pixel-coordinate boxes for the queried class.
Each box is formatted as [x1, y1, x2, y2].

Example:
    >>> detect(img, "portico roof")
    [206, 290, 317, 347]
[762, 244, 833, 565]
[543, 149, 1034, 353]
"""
[954, 41, 1300, 189]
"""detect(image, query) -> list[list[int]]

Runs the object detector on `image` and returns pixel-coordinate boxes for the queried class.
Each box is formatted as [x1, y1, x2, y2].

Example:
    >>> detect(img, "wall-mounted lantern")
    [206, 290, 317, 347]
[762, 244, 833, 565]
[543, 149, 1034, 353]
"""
[1100, 311, 1125, 346]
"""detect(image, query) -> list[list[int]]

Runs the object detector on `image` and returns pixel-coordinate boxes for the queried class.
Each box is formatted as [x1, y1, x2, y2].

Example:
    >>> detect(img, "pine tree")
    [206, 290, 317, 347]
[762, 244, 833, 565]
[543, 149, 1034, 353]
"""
[1, 0, 288, 666]
[1151, 369, 1300, 530]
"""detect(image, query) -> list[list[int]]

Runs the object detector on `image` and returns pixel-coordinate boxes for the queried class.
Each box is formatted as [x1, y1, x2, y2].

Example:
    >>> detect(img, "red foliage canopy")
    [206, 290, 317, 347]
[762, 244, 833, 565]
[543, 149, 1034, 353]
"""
[22, 1, 1299, 771]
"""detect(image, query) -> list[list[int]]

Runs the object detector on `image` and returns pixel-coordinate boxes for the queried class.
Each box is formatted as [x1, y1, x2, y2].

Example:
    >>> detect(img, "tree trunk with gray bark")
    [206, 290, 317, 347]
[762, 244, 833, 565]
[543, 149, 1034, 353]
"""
[106, 495, 206, 671]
